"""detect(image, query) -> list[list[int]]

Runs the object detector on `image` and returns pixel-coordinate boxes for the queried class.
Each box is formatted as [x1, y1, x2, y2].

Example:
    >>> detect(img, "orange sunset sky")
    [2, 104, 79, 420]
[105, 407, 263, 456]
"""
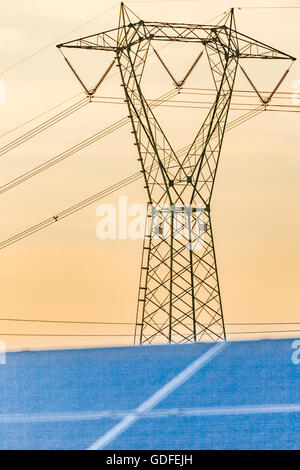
[0, 0, 299, 350]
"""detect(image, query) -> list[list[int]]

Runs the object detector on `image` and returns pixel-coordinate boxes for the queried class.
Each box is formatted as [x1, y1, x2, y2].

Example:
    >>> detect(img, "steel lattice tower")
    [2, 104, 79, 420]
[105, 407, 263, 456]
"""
[58, 3, 295, 345]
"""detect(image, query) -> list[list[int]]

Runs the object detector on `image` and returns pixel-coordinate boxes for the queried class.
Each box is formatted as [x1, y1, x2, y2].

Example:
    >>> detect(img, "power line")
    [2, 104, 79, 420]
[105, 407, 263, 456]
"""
[0, 89, 177, 195]
[228, 322, 300, 326]
[0, 106, 264, 251]
[0, 3, 119, 77]
[228, 330, 300, 335]
[128, 0, 203, 2]
[1, 84, 296, 197]
[0, 99, 291, 183]
[0, 108, 263, 195]
[0, 318, 136, 325]
[0, 317, 299, 326]
[0, 92, 85, 140]
[1, 329, 300, 337]
[0, 333, 134, 337]
[128, 0, 223, 5]
[0, 10, 227, 140]
[0, 86, 294, 157]
[237, 6, 300, 9]
[0, 97, 90, 157]
[0, 53, 184, 157]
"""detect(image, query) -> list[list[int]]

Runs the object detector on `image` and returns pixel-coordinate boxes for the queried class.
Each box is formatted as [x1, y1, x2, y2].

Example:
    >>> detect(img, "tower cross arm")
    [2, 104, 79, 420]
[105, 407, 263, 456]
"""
[232, 29, 296, 60]
[56, 23, 141, 52]
[56, 22, 296, 62]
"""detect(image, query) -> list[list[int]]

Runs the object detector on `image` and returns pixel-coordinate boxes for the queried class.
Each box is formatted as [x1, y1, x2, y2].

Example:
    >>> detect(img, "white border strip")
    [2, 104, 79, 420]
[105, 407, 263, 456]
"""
[88, 341, 228, 450]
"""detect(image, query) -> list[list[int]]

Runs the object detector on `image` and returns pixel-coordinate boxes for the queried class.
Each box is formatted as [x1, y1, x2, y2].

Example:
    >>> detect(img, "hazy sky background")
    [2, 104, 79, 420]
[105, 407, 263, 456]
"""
[0, 0, 299, 350]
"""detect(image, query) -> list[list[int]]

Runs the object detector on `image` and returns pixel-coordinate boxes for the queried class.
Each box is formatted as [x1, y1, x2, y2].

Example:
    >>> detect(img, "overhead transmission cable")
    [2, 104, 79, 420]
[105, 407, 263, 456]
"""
[0, 48, 185, 156]
[0, 9, 293, 250]
[0, 2, 120, 77]
[0, 58, 119, 157]
[0, 82, 296, 197]
[0, 88, 295, 162]
[1, 317, 300, 326]
[0, 97, 90, 157]
[1, 329, 300, 337]
[0, 105, 264, 251]
[0, 78, 295, 158]
[0, 6, 226, 143]
[0, 92, 86, 140]
[236, 6, 300, 10]
[0, 89, 177, 195]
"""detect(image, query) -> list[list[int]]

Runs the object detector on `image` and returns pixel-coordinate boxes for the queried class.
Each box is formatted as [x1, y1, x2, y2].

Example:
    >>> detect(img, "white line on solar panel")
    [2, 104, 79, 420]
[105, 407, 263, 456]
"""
[145, 404, 300, 417]
[1, 403, 300, 424]
[87, 341, 228, 450]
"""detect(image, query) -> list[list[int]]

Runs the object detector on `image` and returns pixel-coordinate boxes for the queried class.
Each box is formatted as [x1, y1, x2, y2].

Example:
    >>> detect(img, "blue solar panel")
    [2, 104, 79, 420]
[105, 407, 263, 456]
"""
[0, 338, 299, 449]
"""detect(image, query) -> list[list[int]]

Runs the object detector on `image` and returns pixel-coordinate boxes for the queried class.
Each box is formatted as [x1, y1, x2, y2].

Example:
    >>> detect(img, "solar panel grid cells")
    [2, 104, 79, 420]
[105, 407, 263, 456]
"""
[0, 339, 300, 449]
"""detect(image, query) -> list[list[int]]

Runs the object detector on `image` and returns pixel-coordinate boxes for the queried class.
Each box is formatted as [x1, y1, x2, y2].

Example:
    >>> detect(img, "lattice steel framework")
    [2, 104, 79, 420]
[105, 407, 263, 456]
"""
[58, 3, 295, 344]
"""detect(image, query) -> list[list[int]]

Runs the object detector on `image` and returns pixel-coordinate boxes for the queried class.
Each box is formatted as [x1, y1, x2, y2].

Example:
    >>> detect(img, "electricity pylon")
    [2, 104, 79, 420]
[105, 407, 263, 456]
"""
[58, 3, 295, 345]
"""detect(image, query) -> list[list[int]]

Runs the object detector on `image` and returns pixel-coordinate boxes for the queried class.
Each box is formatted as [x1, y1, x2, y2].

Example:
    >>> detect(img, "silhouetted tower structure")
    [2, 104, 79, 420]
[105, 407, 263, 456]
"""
[58, 4, 295, 344]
